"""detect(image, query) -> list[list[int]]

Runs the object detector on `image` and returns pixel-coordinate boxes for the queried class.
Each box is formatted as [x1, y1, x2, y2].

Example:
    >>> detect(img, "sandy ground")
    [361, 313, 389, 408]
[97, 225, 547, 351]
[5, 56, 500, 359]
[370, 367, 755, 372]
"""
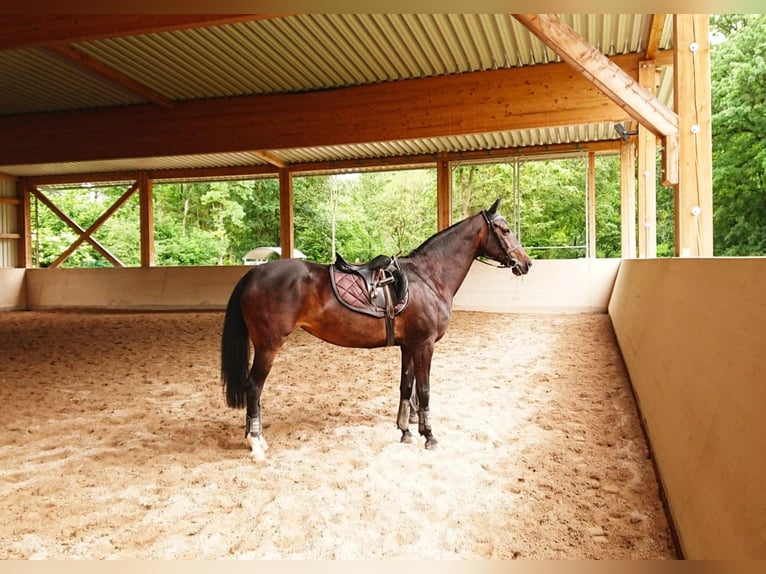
[0, 310, 678, 559]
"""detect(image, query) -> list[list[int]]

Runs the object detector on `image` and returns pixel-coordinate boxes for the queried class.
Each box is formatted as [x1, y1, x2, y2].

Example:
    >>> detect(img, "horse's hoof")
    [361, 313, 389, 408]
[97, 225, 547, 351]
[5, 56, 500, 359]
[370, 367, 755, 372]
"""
[250, 448, 266, 462]
[400, 430, 414, 444]
[247, 433, 267, 461]
[425, 438, 439, 450]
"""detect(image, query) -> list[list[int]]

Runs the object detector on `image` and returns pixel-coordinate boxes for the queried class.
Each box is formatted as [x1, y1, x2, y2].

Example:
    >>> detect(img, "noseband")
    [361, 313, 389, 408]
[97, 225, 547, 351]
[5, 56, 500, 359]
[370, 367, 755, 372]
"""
[478, 210, 525, 271]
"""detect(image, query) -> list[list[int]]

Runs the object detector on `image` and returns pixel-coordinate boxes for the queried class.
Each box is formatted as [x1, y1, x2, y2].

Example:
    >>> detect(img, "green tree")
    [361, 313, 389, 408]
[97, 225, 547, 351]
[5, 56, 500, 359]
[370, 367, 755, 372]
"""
[519, 157, 588, 259]
[294, 175, 335, 262]
[452, 163, 517, 221]
[711, 14, 766, 255]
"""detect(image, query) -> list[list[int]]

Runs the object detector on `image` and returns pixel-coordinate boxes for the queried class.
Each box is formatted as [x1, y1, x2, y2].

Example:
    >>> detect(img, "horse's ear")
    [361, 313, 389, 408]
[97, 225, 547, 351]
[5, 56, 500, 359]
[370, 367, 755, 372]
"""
[488, 198, 501, 214]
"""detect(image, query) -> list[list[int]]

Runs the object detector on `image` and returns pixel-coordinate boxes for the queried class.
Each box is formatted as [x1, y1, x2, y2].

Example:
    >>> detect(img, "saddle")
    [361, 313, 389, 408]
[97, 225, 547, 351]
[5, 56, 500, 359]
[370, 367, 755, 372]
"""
[330, 252, 409, 346]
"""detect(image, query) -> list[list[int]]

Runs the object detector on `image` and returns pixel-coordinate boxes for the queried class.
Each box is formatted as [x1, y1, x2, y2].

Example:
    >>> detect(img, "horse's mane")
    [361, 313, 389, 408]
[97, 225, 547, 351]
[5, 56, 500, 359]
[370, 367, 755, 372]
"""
[405, 212, 480, 259]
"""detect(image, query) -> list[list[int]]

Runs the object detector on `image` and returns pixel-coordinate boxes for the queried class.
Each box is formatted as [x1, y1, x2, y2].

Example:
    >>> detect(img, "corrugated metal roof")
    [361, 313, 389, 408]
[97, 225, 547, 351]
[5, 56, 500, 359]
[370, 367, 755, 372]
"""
[72, 14, 672, 99]
[0, 14, 676, 178]
[0, 48, 143, 114]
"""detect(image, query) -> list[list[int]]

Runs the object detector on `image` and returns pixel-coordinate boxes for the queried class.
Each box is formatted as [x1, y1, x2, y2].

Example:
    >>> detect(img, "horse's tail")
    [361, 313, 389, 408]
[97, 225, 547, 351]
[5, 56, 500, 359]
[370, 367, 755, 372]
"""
[220, 272, 251, 409]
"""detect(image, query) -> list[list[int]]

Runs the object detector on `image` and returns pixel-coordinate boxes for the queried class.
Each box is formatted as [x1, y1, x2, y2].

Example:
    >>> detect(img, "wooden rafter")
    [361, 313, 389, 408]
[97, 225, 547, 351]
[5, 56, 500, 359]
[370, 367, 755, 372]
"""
[645, 14, 667, 60]
[251, 150, 287, 169]
[21, 140, 622, 187]
[513, 14, 678, 139]
[46, 44, 175, 109]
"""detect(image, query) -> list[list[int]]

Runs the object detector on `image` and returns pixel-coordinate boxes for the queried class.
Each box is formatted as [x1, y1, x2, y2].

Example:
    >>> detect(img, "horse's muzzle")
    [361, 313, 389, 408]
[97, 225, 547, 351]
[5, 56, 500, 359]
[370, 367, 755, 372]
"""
[510, 258, 532, 276]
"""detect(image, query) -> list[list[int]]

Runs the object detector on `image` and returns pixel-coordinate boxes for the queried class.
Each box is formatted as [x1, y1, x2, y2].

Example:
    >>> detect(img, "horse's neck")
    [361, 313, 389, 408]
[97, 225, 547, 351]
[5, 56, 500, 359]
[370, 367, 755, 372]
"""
[410, 216, 482, 299]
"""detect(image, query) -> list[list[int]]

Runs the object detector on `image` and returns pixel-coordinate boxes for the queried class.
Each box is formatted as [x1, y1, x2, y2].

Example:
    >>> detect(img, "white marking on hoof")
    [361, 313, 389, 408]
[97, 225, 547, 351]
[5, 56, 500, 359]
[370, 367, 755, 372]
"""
[247, 433, 267, 461]
[258, 434, 269, 452]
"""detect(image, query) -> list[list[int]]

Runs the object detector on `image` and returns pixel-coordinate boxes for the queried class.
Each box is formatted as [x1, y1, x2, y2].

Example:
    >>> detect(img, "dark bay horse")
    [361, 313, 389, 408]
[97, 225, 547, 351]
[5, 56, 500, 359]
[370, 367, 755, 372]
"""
[220, 199, 532, 460]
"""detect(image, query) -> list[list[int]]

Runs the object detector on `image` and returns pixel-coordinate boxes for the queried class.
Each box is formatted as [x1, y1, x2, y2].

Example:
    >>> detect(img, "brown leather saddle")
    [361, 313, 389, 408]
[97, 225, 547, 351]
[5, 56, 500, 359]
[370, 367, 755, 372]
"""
[330, 253, 409, 346]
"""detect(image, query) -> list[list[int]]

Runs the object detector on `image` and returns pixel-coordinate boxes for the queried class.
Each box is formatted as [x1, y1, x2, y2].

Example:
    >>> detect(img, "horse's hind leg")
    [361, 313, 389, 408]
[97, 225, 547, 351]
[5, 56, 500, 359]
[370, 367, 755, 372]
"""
[397, 347, 417, 443]
[396, 348, 414, 442]
[244, 342, 283, 461]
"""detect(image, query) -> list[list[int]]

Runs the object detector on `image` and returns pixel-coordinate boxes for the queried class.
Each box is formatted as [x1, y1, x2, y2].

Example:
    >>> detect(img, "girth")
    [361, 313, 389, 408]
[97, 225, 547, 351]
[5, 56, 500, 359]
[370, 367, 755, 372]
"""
[330, 253, 409, 346]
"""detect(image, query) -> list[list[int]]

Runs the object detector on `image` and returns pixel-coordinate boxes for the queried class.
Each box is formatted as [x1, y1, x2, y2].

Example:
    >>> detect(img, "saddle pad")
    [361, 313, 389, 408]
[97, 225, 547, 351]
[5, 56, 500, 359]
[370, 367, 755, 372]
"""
[330, 268, 408, 318]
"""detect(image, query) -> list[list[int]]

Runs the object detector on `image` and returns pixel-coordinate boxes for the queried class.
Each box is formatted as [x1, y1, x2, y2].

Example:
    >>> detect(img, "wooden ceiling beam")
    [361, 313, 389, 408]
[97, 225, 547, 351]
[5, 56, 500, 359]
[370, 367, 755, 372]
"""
[251, 150, 287, 169]
[46, 44, 175, 109]
[513, 14, 678, 138]
[645, 14, 667, 60]
[0, 15, 284, 51]
[0, 52, 655, 167]
[21, 140, 621, 187]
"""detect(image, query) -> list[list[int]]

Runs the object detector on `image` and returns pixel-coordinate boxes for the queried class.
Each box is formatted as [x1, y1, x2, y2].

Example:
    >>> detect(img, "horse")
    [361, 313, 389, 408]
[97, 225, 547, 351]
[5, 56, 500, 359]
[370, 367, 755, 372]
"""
[220, 198, 532, 460]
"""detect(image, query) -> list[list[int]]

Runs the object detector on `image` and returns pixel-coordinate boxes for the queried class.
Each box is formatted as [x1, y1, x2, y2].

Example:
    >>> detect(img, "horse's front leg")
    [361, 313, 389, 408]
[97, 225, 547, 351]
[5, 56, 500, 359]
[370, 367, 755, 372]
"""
[413, 343, 438, 450]
[397, 347, 416, 443]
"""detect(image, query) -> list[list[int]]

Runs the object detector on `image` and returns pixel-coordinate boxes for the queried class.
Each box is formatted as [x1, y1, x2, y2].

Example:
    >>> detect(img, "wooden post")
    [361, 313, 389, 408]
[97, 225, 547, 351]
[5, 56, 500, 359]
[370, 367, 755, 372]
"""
[279, 168, 294, 259]
[620, 139, 637, 258]
[673, 14, 713, 257]
[436, 158, 452, 231]
[638, 60, 658, 258]
[587, 152, 596, 258]
[16, 178, 31, 268]
[139, 172, 154, 267]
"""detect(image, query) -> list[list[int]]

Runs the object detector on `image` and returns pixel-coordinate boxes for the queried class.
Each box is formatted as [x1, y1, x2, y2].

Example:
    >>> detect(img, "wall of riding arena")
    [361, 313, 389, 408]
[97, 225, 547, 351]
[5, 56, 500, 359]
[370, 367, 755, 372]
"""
[608, 257, 766, 560]
[0, 269, 25, 310]
[21, 266, 249, 311]
[12, 258, 620, 313]
[453, 258, 620, 313]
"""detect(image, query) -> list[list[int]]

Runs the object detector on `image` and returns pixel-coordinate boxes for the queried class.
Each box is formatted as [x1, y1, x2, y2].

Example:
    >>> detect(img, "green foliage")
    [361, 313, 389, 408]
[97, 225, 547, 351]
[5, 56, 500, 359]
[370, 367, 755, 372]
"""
[453, 156, 624, 259]
[295, 170, 436, 263]
[710, 14, 766, 255]
[594, 156, 622, 258]
[520, 158, 587, 259]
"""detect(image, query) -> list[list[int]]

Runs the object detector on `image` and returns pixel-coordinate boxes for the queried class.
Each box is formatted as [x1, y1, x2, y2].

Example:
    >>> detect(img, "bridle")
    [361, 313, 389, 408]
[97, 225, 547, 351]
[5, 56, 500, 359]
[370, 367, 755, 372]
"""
[478, 210, 525, 272]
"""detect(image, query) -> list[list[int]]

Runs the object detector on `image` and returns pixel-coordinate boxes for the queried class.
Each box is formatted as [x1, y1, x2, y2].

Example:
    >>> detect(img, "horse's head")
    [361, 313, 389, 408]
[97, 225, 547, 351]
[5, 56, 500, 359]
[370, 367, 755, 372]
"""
[479, 198, 532, 276]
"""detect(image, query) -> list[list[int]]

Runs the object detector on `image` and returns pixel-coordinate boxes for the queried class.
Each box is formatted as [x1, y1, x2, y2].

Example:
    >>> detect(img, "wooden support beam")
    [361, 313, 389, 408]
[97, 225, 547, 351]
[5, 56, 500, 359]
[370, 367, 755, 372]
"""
[17, 179, 31, 268]
[20, 140, 622, 188]
[139, 173, 155, 267]
[515, 13, 678, 141]
[278, 169, 294, 260]
[673, 14, 713, 257]
[436, 158, 452, 231]
[513, 14, 679, 140]
[638, 61, 658, 258]
[0, 52, 655, 167]
[587, 152, 596, 258]
[645, 14, 667, 60]
[47, 44, 175, 109]
[30, 184, 133, 268]
[252, 150, 287, 169]
[620, 140, 637, 258]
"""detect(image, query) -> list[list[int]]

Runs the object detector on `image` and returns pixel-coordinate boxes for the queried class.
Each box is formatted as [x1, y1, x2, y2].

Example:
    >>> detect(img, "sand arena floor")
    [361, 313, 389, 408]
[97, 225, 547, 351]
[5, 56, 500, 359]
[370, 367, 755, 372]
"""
[0, 310, 677, 559]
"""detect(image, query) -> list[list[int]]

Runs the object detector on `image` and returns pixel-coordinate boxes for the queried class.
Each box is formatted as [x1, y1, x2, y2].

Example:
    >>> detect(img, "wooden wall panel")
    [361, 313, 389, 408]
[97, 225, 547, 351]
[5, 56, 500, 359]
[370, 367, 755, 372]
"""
[609, 258, 766, 559]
